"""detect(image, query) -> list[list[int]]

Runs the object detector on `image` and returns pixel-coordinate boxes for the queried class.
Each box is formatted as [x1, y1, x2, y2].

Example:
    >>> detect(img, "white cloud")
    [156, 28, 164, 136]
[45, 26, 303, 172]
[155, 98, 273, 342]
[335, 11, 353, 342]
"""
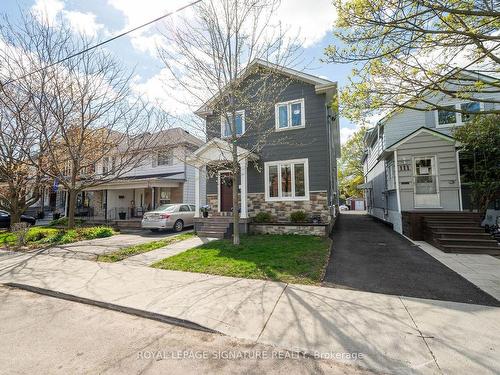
[340, 126, 356, 145]
[275, 0, 336, 48]
[31, 0, 105, 37]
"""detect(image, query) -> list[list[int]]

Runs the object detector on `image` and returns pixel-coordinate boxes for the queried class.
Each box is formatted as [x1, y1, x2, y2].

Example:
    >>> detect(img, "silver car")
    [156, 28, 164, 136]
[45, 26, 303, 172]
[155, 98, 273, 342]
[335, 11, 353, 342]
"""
[141, 203, 196, 232]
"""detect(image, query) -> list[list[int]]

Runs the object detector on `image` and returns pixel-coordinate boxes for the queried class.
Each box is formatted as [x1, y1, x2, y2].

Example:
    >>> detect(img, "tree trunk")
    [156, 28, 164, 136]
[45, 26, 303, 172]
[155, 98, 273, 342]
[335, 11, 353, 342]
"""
[67, 190, 77, 229]
[232, 145, 240, 246]
[9, 209, 21, 229]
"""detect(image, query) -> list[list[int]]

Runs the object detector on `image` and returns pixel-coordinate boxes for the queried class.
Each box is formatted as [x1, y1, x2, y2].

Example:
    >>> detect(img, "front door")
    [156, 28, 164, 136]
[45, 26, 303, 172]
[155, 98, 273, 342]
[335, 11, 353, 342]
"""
[414, 156, 440, 208]
[219, 172, 233, 212]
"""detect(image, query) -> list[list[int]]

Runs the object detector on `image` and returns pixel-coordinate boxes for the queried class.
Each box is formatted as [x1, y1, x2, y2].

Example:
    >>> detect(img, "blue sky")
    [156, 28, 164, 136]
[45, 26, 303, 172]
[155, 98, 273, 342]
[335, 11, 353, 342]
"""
[1, 0, 358, 142]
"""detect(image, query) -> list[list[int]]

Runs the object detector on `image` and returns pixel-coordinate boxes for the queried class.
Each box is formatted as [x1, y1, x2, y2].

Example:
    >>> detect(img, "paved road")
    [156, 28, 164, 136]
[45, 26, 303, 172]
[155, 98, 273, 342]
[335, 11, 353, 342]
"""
[0, 286, 372, 375]
[1, 252, 499, 374]
[324, 212, 500, 306]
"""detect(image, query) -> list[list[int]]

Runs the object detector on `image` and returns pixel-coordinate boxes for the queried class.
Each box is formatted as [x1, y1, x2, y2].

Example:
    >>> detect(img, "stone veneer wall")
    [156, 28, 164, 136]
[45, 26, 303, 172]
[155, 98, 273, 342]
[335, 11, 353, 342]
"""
[249, 224, 328, 237]
[206, 191, 330, 223]
[249, 192, 330, 223]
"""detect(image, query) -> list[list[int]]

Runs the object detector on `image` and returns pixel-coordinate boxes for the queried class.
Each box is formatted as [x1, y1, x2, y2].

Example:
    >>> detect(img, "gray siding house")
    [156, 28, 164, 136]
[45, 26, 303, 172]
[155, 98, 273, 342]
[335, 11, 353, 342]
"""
[188, 59, 340, 231]
[362, 71, 499, 233]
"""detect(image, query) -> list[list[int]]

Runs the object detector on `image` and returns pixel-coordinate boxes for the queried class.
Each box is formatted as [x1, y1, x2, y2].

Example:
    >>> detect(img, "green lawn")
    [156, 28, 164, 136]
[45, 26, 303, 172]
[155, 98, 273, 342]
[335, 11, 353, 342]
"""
[152, 234, 331, 285]
[97, 232, 195, 263]
[0, 226, 115, 248]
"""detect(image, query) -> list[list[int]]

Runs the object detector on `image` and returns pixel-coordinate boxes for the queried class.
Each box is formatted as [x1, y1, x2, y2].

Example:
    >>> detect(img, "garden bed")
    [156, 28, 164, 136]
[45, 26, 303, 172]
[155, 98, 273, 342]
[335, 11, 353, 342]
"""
[152, 234, 331, 285]
[248, 222, 330, 237]
[0, 226, 116, 249]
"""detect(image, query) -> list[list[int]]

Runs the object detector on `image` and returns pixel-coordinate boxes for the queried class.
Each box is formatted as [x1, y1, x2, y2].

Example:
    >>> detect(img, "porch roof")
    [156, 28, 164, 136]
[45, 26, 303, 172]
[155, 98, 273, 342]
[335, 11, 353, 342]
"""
[187, 138, 258, 168]
[84, 175, 184, 191]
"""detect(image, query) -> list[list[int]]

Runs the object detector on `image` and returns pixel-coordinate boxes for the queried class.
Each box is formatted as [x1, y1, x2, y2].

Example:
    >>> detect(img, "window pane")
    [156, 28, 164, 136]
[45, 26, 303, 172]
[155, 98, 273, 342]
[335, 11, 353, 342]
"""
[461, 102, 480, 122]
[438, 105, 457, 125]
[281, 164, 292, 197]
[291, 102, 302, 126]
[235, 113, 243, 135]
[415, 176, 437, 194]
[278, 105, 288, 128]
[268, 165, 279, 197]
[222, 118, 231, 137]
[294, 163, 305, 196]
[158, 151, 172, 166]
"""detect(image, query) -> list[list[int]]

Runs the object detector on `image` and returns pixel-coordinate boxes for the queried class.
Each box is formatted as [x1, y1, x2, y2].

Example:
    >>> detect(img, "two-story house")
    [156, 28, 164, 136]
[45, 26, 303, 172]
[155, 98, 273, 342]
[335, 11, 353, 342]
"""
[187, 59, 340, 237]
[361, 70, 499, 243]
[34, 127, 204, 225]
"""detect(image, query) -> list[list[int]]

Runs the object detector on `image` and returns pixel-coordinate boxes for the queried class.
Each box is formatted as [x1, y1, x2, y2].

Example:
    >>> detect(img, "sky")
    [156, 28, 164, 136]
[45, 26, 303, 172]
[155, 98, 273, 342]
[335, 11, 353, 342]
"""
[0, 0, 359, 143]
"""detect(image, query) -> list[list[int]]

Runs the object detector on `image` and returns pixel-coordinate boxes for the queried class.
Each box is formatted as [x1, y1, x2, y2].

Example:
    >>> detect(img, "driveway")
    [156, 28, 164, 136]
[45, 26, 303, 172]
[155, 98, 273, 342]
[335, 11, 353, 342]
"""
[323, 212, 500, 306]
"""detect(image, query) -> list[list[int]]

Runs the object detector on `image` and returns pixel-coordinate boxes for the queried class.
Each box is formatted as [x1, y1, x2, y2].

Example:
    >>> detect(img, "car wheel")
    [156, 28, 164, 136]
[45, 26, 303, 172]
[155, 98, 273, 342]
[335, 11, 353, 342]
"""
[150, 229, 159, 233]
[174, 220, 184, 232]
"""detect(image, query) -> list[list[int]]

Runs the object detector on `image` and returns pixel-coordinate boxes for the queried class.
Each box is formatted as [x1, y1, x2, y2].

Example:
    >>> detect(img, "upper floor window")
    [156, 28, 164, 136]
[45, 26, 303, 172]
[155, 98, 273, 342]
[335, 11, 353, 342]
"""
[221, 110, 245, 138]
[275, 98, 305, 131]
[157, 150, 173, 166]
[436, 101, 482, 127]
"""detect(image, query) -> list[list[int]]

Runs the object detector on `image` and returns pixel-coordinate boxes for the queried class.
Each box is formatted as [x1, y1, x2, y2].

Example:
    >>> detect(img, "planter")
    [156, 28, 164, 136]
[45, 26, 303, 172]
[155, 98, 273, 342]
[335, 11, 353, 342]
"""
[52, 213, 61, 220]
[202, 211, 209, 218]
[37, 211, 45, 220]
[118, 212, 127, 220]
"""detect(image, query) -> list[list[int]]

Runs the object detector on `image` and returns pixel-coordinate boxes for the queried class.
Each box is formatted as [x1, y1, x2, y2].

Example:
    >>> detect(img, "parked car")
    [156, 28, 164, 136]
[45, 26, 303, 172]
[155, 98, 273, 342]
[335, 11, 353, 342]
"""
[141, 204, 196, 232]
[339, 205, 350, 211]
[0, 210, 37, 229]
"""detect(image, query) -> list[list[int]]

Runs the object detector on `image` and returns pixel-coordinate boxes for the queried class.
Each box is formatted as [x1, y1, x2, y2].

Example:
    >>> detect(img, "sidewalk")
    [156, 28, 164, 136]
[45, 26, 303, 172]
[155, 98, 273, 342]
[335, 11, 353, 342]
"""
[120, 236, 214, 266]
[0, 252, 499, 374]
[415, 241, 500, 300]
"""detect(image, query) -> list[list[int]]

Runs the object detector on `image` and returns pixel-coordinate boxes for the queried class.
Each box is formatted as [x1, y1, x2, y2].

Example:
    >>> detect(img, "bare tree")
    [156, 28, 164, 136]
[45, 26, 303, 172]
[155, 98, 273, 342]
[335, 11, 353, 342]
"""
[158, 0, 301, 245]
[0, 13, 169, 229]
[0, 84, 42, 225]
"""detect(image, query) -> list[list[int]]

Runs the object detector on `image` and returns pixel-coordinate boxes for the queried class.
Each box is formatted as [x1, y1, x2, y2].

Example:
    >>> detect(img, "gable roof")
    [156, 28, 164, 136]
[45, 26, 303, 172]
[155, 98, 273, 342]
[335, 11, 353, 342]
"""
[195, 59, 336, 117]
[386, 127, 457, 151]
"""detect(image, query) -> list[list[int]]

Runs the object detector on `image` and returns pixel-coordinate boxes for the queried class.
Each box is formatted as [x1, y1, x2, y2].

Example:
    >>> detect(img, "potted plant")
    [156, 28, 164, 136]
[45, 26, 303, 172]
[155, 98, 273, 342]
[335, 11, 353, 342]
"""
[52, 211, 61, 220]
[200, 205, 210, 218]
[118, 211, 127, 220]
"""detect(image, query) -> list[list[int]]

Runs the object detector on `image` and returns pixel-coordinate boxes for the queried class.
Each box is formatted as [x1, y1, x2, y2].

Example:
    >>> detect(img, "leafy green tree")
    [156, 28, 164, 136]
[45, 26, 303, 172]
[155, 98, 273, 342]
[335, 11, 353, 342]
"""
[325, 0, 500, 122]
[453, 114, 500, 215]
[338, 127, 367, 199]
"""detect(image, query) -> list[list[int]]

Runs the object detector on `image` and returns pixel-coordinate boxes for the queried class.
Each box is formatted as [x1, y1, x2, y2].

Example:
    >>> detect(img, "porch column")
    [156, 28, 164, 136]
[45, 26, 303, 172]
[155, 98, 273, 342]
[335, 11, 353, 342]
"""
[194, 166, 200, 218]
[240, 159, 248, 219]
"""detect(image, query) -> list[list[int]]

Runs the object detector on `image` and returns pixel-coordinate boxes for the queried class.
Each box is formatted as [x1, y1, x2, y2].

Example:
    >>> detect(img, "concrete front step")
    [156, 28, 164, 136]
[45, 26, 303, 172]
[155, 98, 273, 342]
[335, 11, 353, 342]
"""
[431, 232, 493, 240]
[436, 238, 499, 247]
[440, 244, 500, 255]
[426, 225, 484, 232]
[425, 221, 479, 227]
[197, 231, 225, 239]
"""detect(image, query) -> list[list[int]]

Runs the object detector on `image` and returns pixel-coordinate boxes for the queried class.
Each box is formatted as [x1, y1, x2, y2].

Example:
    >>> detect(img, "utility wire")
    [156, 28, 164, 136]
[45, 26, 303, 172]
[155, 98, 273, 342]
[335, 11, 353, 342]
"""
[2, 0, 203, 86]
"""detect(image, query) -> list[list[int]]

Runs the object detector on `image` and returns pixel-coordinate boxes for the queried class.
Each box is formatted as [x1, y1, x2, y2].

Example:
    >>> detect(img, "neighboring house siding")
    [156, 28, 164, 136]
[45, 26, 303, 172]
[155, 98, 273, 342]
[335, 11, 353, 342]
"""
[205, 74, 332, 195]
[396, 132, 460, 211]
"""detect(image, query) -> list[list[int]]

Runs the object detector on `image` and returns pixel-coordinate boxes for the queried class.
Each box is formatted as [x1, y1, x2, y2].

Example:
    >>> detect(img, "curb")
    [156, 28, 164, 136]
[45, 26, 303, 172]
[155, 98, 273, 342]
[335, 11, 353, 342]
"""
[4, 282, 222, 335]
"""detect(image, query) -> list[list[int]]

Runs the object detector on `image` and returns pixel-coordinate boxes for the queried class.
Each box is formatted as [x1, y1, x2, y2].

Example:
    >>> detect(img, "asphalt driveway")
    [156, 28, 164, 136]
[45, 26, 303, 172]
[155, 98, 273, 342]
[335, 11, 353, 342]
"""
[323, 212, 500, 306]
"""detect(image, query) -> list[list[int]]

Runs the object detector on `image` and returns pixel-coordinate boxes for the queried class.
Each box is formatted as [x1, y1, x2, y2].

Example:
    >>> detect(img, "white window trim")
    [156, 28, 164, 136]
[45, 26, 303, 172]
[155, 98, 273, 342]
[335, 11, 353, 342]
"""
[275, 98, 305, 131]
[264, 158, 309, 202]
[435, 101, 484, 128]
[221, 110, 246, 138]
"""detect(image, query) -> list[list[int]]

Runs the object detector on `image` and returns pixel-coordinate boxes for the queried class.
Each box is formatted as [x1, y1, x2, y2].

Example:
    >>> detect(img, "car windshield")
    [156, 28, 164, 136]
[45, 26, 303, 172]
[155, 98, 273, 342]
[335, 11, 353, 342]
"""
[157, 204, 177, 212]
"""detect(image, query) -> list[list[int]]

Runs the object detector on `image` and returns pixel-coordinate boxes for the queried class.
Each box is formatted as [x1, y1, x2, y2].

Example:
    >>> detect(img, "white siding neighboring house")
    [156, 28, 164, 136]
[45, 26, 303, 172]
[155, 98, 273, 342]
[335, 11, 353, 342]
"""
[361, 71, 500, 233]
[74, 128, 204, 221]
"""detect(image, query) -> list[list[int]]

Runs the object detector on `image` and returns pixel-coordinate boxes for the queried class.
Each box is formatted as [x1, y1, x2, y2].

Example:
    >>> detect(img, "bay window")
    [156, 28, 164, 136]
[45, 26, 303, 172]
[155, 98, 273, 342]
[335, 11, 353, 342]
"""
[264, 159, 309, 201]
[275, 98, 305, 130]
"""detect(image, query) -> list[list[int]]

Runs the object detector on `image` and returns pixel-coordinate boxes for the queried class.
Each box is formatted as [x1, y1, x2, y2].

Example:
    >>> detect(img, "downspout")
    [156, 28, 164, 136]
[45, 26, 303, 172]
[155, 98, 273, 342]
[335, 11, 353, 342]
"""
[456, 149, 463, 211]
[394, 150, 401, 213]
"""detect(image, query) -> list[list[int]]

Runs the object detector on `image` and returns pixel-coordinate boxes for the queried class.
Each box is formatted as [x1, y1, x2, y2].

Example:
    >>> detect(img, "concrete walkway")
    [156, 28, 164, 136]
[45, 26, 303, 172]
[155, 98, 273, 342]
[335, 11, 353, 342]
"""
[415, 240, 500, 301]
[41, 230, 192, 261]
[120, 236, 214, 266]
[0, 252, 499, 374]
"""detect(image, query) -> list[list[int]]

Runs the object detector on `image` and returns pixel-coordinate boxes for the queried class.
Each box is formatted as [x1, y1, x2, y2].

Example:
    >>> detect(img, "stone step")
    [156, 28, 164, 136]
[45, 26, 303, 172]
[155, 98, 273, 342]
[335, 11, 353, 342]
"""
[430, 231, 492, 240]
[425, 225, 484, 232]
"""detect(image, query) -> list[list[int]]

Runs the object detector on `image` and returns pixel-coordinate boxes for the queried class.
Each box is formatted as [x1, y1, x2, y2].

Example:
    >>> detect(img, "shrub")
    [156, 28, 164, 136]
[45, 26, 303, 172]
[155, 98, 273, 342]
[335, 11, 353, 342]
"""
[48, 217, 84, 227]
[25, 228, 58, 242]
[290, 211, 307, 223]
[254, 212, 273, 223]
[79, 226, 115, 240]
